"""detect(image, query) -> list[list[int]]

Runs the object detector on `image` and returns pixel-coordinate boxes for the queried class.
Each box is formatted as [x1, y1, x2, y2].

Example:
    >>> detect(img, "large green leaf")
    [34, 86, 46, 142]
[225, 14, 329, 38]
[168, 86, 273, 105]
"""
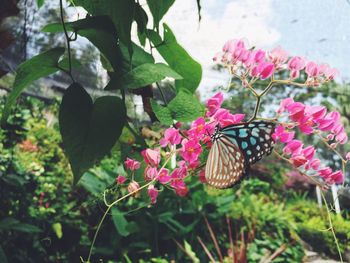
[112, 207, 130, 237]
[167, 89, 204, 122]
[73, 0, 135, 57]
[59, 83, 126, 183]
[147, 0, 175, 30]
[150, 99, 173, 126]
[42, 16, 123, 72]
[106, 63, 182, 90]
[1, 47, 65, 126]
[120, 42, 154, 69]
[148, 24, 202, 93]
[151, 89, 204, 124]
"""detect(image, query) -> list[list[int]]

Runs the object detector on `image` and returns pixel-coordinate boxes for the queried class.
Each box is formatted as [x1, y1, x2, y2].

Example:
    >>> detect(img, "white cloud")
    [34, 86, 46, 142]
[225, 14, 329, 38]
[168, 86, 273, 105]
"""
[164, 0, 280, 67]
[161, 0, 280, 97]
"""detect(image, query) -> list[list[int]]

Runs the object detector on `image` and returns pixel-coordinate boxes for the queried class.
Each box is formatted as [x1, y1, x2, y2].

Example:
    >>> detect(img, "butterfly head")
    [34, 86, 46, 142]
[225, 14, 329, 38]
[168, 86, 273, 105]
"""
[210, 124, 222, 142]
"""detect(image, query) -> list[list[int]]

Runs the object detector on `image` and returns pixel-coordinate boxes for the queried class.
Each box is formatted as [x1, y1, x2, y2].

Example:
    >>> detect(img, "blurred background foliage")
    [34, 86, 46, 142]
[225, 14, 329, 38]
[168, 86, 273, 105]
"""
[1, 0, 350, 262]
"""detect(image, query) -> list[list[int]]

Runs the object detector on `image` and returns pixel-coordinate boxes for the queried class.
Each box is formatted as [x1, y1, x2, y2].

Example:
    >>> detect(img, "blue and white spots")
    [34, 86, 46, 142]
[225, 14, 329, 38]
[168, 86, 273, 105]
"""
[250, 137, 257, 145]
[238, 129, 248, 138]
[241, 141, 248, 149]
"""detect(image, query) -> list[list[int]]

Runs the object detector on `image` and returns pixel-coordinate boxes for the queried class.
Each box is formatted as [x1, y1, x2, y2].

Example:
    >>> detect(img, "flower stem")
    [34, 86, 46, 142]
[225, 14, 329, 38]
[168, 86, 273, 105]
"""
[85, 150, 175, 262]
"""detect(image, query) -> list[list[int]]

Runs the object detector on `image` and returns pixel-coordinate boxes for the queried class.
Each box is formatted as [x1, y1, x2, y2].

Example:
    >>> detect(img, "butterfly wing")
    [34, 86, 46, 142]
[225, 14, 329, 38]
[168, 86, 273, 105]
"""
[205, 135, 246, 189]
[221, 120, 275, 165]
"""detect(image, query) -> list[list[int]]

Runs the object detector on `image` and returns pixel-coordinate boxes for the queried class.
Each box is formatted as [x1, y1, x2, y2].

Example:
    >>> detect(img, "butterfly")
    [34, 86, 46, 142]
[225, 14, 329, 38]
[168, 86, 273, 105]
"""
[205, 120, 276, 189]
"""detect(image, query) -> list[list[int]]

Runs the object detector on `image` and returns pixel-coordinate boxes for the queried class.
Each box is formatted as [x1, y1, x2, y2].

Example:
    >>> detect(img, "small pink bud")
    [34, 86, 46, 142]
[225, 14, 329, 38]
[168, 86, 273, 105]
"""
[326, 134, 335, 141]
[330, 143, 337, 149]
[116, 175, 126, 184]
[147, 185, 159, 204]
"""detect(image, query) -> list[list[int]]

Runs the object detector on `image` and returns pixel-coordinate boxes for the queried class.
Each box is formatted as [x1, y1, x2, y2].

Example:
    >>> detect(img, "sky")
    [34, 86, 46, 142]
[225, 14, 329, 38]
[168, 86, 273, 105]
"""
[162, 0, 350, 98]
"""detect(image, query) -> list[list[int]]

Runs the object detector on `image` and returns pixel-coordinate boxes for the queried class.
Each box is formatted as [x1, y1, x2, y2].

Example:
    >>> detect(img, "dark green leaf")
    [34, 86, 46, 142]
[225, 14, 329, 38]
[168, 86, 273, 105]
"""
[0, 218, 42, 233]
[42, 16, 123, 72]
[168, 89, 204, 122]
[134, 3, 148, 34]
[148, 24, 202, 93]
[112, 207, 130, 237]
[147, 0, 175, 30]
[120, 42, 154, 69]
[1, 47, 65, 126]
[59, 83, 126, 183]
[107, 63, 182, 90]
[109, 0, 135, 57]
[150, 100, 173, 126]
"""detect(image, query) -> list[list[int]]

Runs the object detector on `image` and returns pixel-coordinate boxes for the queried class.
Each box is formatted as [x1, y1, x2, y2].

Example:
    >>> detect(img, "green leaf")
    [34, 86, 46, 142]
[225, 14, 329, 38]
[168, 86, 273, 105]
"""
[42, 16, 123, 72]
[168, 89, 204, 122]
[120, 42, 154, 69]
[52, 222, 63, 239]
[109, 0, 135, 57]
[58, 57, 82, 70]
[112, 207, 130, 237]
[151, 99, 173, 125]
[59, 83, 126, 183]
[147, 0, 175, 30]
[184, 240, 200, 263]
[148, 24, 202, 93]
[1, 47, 65, 126]
[134, 3, 148, 34]
[0, 217, 42, 233]
[36, 0, 44, 8]
[107, 63, 182, 90]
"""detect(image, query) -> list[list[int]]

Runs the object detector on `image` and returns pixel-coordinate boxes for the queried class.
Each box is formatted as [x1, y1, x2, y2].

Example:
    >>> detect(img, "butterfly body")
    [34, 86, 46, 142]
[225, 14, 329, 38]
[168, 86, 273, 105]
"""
[205, 120, 275, 189]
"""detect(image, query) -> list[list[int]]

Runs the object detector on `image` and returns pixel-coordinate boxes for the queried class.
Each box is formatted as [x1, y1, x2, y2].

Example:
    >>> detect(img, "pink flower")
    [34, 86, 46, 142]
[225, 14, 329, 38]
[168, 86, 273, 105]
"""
[254, 49, 266, 63]
[336, 131, 348, 144]
[158, 168, 171, 184]
[305, 106, 326, 121]
[288, 56, 305, 71]
[326, 171, 344, 184]
[346, 152, 350, 161]
[325, 68, 339, 80]
[181, 139, 202, 164]
[144, 166, 158, 181]
[171, 161, 188, 180]
[272, 125, 295, 143]
[318, 167, 332, 178]
[268, 46, 288, 66]
[251, 62, 275, 79]
[291, 155, 308, 167]
[116, 175, 126, 184]
[283, 140, 303, 155]
[147, 185, 159, 204]
[223, 39, 246, 53]
[206, 92, 224, 116]
[171, 180, 189, 197]
[301, 146, 316, 160]
[305, 61, 319, 77]
[317, 118, 335, 131]
[218, 113, 245, 127]
[260, 62, 275, 79]
[124, 158, 141, 171]
[276, 98, 294, 114]
[141, 148, 160, 167]
[127, 181, 140, 196]
[298, 117, 314, 134]
[188, 117, 206, 138]
[305, 158, 321, 170]
[286, 102, 305, 122]
[160, 128, 182, 147]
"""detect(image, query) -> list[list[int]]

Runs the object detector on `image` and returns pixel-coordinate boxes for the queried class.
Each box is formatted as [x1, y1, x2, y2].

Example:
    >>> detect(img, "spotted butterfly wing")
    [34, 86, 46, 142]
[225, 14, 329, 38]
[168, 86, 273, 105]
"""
[205, 120, 275, 189]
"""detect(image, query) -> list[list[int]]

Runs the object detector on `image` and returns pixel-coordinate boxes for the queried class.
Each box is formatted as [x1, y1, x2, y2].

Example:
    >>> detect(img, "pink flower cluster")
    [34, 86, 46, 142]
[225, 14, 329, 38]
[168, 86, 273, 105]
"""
[214, 38, 339, 85]
[273, 98, 347, 184]
[276, 98, 348, 144]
